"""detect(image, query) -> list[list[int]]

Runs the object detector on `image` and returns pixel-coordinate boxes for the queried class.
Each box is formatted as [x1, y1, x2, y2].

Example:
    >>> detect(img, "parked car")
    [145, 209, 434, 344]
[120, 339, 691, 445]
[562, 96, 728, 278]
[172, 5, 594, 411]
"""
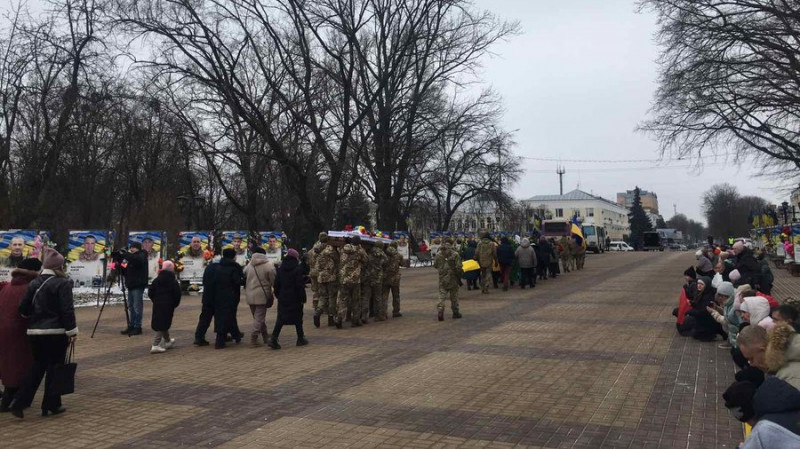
[609, 241, 633, 252]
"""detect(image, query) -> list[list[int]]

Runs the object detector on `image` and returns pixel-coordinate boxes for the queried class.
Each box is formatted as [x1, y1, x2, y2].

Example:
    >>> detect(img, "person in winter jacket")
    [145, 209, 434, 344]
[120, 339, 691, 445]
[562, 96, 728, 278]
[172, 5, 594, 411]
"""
[0, 258, 40, 412]
[742, 377, 800, 449]
[201, 249, 245, 349]
[120, 242, 149, 336]
[383, 244, 403, 317]
[732, 242, 761, 289]
[537, 237, 551, 280]
[496, 237, 514, 291]
[773, 305, 800, 333]
[688, 276, 724, 341]
[515, 238, 537, 289]
[765, 323, 800, 390]
[243, 247, 276, 346]
[756, 250, 774, 295]
[547, 238, 560, 278]
[707, 282, 740, 350]
[269, 249, 308, 349]
[462, 241, 479, 291]
[147, 261, 182, 354]
[10, 248, 77, 419]
[740, 296, 775, 332]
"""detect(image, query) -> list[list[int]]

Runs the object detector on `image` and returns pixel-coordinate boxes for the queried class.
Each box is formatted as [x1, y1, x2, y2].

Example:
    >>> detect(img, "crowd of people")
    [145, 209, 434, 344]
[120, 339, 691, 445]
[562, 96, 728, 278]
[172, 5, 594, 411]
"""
[675, 240, 800, 447]
[0, 229, 589, 420]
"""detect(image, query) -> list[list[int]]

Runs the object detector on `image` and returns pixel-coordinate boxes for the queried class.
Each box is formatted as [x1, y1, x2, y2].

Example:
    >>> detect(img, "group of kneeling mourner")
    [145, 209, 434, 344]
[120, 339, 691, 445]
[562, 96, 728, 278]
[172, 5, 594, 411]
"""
[676, 241, 800, 448]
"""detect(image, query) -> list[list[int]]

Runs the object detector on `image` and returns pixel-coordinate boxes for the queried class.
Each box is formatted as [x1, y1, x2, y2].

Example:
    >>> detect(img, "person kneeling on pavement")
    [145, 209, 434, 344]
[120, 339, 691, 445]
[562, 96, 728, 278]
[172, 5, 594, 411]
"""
[723, 377, 800, 449]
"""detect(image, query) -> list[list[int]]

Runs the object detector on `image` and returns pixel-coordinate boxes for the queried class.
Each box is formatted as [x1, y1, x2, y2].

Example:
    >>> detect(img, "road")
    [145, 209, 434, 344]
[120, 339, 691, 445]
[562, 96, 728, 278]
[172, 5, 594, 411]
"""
[1, 252, 742, 448]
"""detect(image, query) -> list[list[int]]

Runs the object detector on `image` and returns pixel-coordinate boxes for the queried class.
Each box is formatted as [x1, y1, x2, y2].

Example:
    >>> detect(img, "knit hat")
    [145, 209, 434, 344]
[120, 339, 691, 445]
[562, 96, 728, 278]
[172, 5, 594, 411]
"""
[683, 266, 697, 280]
[42, 247, 65, 270]
[287, 248, 299, 259]
[18, 257, 42, 272]
[161, 260, 175, 272]
[716, 282, 735, 299]
[130, 241, 142, 250]
[722, 381, 757, 422]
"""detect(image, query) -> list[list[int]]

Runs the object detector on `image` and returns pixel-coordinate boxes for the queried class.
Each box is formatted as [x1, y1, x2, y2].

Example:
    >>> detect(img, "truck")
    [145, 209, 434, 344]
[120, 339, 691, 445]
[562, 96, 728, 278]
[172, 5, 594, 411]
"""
[541, 219, 572, 239]
[581, 225, 606, 253]
[642, 231, 664, 251]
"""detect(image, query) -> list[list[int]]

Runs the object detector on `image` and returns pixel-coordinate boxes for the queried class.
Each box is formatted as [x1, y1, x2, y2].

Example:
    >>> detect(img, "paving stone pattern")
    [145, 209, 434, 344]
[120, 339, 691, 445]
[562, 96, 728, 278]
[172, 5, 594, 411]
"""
[1, 252, 754, 448]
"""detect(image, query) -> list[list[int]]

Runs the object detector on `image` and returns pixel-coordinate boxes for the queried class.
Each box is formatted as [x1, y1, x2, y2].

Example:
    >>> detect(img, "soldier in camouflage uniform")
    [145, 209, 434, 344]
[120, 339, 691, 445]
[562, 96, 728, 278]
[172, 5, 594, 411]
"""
[336, 235, 368, 329]
[307, 233, 325, 317]
[362, 241, 388, 322]
[567, 237, 577, 271]
[383, 243, 403, 318]
[315, 233, 340, 328]
[574, 237, 586, 270]
[475, 233, 496, 294]
[435, 238, 463, 321]
[559, 235, 571, 273]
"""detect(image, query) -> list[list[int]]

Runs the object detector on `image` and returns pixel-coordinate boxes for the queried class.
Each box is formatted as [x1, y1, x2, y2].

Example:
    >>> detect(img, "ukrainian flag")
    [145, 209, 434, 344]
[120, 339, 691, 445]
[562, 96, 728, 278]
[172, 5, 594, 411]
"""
[571, 217, 586, 249]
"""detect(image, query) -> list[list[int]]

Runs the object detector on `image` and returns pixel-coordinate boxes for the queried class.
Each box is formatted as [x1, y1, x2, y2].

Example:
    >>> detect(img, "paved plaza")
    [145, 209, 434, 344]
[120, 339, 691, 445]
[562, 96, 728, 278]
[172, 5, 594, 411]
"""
[1, 252, 753, 448]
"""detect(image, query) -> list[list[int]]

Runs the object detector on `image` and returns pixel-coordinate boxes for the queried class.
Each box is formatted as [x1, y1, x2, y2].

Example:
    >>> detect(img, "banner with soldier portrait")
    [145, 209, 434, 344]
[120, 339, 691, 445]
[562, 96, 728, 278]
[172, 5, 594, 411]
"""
[129, 231, 165, 283]
[393, 231, 410, 261]
[793, 225, 800, 264]
[67, 230, 110, 287]
[0, 230, 40, 282]
[222, 231, 248, 266]
[178, 231, 211, 284]
[259, 231, 284, 265]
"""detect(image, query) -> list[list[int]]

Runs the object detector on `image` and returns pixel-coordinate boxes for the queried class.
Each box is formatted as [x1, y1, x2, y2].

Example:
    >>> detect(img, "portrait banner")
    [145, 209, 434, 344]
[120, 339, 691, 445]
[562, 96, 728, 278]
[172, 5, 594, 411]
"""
[793, 225, 800, 264]
[67, 230, 109, 288]
[129, 231, 166, 283]
[178, 231, 211, 284]
[428, 231, 444, 257]
[773, 227, 785, 257]
[0, 230, 39, 282]
[222, 231, 249, 266]
[259, 231, 284, 265]
[393, 231, 410, 261]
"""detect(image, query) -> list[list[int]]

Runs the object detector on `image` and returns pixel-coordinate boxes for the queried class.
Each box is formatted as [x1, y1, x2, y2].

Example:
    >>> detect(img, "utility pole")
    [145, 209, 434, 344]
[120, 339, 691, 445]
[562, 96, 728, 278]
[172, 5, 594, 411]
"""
[556, 165, 565, 195]
[673, 203, 677, 217]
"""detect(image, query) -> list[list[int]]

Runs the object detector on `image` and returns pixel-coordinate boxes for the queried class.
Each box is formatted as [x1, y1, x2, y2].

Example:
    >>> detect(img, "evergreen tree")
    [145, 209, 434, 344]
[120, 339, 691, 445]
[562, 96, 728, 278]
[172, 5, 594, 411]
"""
[628, 186, 653, 250]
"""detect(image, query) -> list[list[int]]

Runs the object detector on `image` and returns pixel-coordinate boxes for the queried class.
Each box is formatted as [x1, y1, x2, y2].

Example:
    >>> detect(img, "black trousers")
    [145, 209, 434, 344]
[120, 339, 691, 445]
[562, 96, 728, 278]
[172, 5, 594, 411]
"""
[13, 335, 68, 411]
[272, 315, 305, 342]
[194, 303, 214, 341]
[520, 268, 535, 288]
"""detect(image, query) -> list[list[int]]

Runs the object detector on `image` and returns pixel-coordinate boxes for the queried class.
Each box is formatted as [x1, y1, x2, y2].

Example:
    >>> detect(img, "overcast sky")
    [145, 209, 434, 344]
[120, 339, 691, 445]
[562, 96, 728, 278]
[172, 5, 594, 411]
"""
[472, 0, 786, 223]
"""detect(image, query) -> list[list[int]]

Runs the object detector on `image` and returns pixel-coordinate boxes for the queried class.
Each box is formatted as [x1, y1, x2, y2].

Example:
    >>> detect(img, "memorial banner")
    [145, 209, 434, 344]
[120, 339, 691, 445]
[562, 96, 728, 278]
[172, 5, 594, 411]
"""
[393, 231, 410, 261]
[67, 230, 109, 287]
[129, 231, 166, 283]
[259, 231, 284, 264]
[222, 231, 248, 266]
[0, 230, 39, 282]
[793, 225, 800, 264]
[178, 231, 210, 284]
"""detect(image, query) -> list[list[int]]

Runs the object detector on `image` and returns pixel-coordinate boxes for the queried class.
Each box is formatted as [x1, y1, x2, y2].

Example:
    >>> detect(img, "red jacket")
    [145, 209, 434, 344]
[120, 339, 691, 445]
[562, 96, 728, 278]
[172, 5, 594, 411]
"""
[676, 286, 692, 325]
[0, 269, 36, 387]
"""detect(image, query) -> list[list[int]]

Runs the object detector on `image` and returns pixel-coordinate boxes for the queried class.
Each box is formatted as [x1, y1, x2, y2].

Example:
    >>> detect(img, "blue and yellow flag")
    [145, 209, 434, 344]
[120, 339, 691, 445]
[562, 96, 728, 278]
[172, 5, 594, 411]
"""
[571, 217, 586, 249]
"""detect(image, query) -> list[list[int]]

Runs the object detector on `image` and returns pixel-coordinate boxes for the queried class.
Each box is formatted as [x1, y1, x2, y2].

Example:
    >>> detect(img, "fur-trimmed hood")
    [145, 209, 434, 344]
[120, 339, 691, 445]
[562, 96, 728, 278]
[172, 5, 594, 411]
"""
[767, 323, 800, 390]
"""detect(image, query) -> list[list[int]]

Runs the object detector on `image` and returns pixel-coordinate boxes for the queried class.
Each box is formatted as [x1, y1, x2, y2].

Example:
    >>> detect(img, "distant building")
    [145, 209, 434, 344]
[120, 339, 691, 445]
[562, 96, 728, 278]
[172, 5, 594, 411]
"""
[523, 189, 630, 240]
[617, 189, 659, 214]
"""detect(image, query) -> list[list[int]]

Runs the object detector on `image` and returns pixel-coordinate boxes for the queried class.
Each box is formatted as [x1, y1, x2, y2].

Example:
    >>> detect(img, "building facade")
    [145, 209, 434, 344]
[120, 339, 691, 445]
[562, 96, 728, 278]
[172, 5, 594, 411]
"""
[616, 189, 659, 214]
[523, 189, 631, 240]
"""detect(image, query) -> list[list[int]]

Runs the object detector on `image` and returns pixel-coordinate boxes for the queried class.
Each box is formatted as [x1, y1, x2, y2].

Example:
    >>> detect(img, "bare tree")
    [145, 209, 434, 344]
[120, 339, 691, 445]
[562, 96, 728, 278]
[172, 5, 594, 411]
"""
[640, 0, 800, 174]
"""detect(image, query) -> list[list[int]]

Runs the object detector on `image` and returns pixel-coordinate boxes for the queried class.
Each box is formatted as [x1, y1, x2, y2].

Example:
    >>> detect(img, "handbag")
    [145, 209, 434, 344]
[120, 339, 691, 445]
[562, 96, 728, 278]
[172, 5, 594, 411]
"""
[252, 266, 274, 308]
[53, 341, 77, 395]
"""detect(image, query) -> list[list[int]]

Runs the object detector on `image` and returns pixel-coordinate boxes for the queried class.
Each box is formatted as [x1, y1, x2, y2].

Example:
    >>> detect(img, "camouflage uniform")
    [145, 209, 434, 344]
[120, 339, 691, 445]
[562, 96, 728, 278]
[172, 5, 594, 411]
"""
[575, 240, 586, 270]
[336, 238, 368, 328]
[316, 238, 340, 323]
[307, 237, 324, 310]
[559, 236, 571, 273]
[434, 241, 463, 319]
[383, 246, 403, 317]
[567, 238, 577, 271]
[475, 236, 496, 293]
[362, 242, 388, 321]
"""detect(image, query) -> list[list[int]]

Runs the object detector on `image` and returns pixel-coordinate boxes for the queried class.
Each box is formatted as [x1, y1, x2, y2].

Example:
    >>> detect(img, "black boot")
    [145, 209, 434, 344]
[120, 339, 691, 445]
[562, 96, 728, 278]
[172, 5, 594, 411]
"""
[296, 337, 309, 346]
[194, 339, 210, 346]
[120, 327, 131, 335]
[335, 318, 343, 329]
[438, 310, 444, 321]
[328, 315, 335, 327]
[0, 387, 16, 412]
[453, 311, 462, 319]
[313, 314, 321, 328]
[215, 334, 226, 349]
[268, 338, 281, 350]
[128, 327, 142, 336]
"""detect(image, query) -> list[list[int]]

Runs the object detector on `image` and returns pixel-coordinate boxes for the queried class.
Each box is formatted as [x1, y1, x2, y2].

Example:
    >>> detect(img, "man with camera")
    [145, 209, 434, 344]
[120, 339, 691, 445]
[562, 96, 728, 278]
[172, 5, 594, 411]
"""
[119, 242, 149, 336]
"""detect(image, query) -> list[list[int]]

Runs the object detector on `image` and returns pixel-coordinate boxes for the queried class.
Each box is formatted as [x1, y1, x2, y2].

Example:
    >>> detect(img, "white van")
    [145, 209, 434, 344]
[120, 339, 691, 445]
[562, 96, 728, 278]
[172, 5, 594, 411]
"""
[609, 241, 633, 252]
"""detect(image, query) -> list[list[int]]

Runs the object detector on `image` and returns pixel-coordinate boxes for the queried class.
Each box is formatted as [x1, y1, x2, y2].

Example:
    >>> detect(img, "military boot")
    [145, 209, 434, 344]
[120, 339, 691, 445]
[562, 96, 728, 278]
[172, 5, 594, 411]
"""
[438, 310, 444, 321]
[261, 330, 270, 344]
[250, 333, 261, 347]
[313, 314, 321, 328]
[453, 311, 463, 319]
[328, 316, 335, 327]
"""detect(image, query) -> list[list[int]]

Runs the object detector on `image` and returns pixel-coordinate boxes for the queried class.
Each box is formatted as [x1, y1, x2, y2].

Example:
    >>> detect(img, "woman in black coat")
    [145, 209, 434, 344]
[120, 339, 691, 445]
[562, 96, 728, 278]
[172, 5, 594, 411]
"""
[462, 241, 479, 290]
[147, 261, 182, 354]
[268, 249, 308, 350]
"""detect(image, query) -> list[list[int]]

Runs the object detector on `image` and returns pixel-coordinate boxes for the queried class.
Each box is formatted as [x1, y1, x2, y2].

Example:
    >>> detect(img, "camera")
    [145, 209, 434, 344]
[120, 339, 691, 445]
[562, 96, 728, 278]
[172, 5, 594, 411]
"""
[110, 249, 128, 263]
